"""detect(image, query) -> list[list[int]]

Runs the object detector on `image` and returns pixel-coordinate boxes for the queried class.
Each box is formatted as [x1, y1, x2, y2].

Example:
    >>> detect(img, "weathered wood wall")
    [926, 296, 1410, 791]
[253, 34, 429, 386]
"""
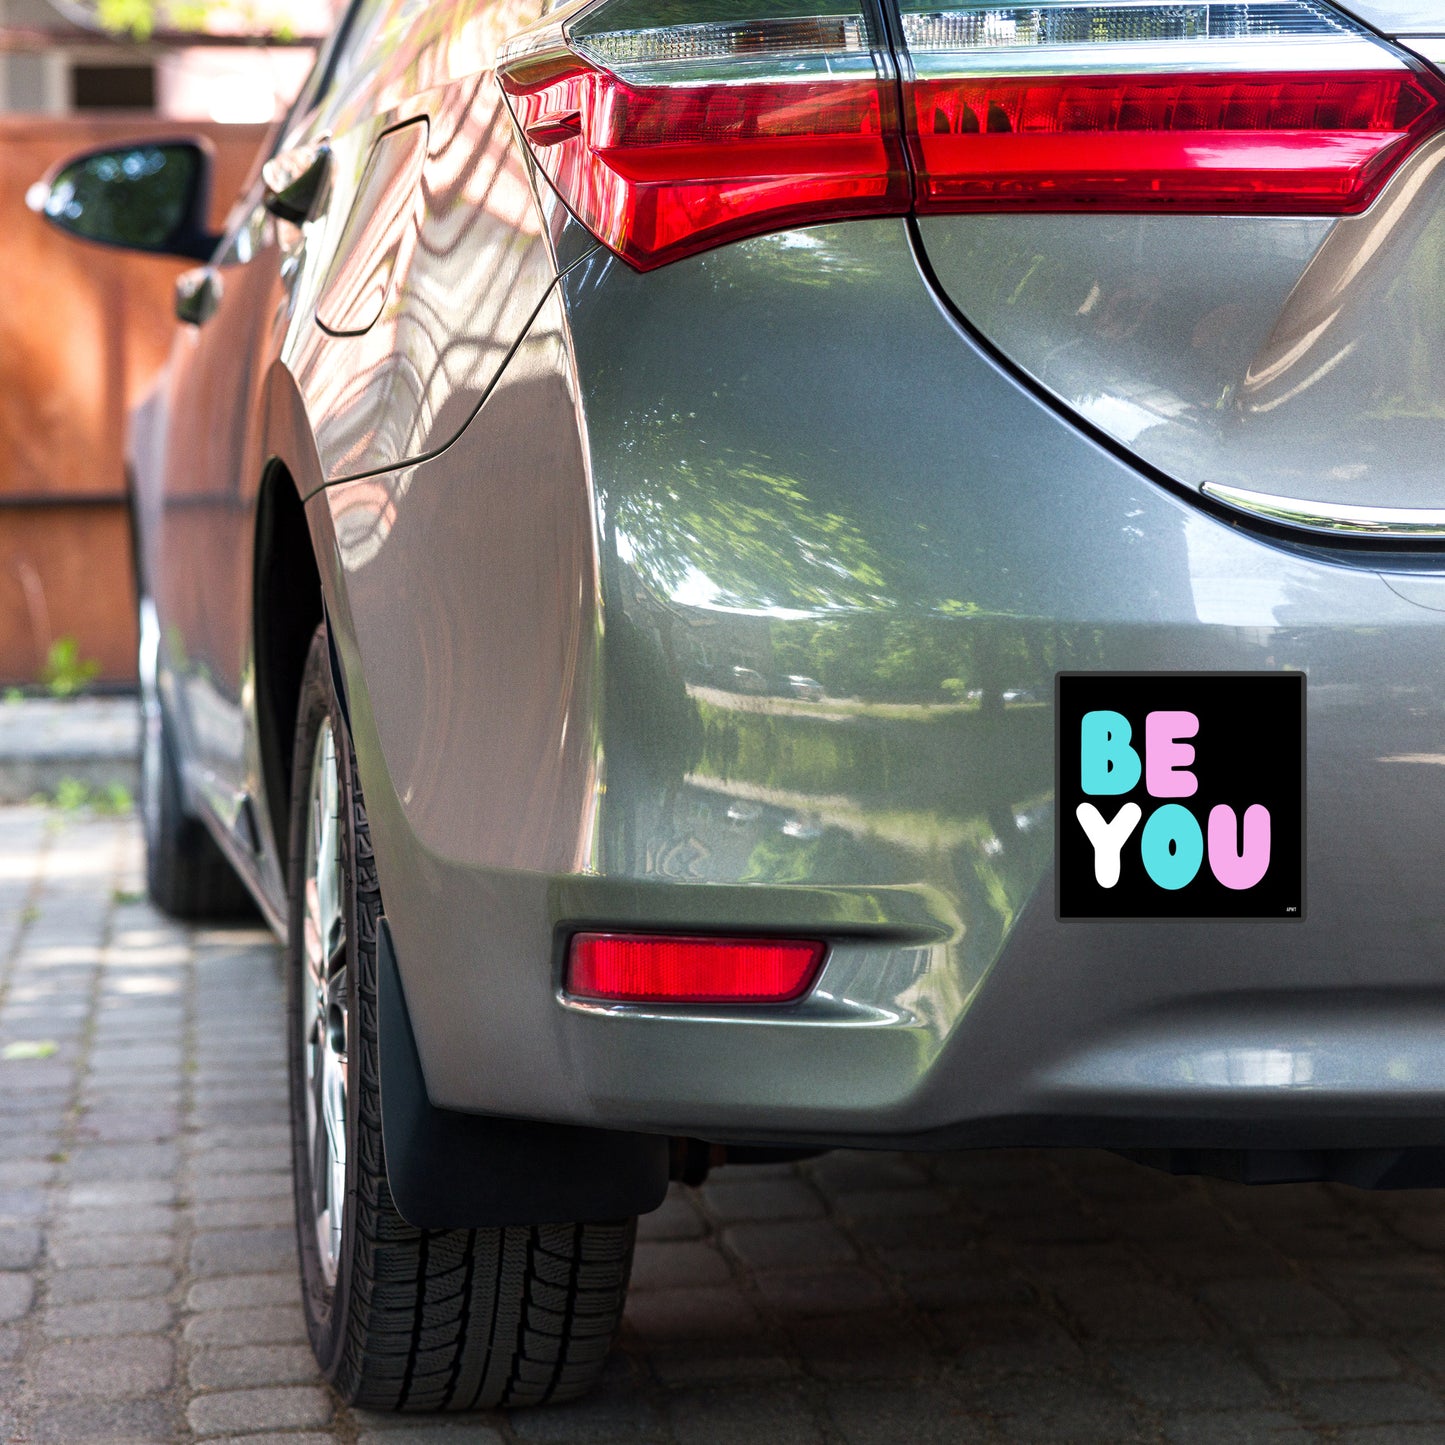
[0, 116, 269, 687]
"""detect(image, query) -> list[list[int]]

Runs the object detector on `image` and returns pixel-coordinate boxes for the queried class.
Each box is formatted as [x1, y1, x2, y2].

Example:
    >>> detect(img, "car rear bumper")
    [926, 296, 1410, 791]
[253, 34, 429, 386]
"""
[310, 217, 1445, 1152]
[324, 744, 1445, 1153]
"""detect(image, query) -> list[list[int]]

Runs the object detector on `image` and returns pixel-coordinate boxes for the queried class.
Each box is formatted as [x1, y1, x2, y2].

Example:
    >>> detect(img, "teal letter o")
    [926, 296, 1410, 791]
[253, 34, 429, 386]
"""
[1140, 804, 1203, 890]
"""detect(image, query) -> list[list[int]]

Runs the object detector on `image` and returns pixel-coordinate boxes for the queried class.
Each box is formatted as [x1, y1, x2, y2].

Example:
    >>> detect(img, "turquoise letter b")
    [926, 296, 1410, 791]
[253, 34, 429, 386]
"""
[1081, 710, 1142, 796]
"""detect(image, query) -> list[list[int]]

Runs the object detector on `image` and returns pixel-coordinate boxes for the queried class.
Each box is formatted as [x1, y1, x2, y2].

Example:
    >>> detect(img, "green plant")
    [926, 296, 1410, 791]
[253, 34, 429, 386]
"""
[44, 778, 133, 815]
[42, 637, 101, 698]
[92, 0, 302, 40]
[2, 1040, 58, 1061]
[93, 782, 134, 815]
[52, 777, 91, 812]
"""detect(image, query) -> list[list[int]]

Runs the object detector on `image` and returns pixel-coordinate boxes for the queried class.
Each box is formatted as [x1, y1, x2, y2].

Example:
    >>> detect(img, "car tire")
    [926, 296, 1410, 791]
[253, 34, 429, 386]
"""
[139, 598, 254, 919]
[285, 623, 637, 1410]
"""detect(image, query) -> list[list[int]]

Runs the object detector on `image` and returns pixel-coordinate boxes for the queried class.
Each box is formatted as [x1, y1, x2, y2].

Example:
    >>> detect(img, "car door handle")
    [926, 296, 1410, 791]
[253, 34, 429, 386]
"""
[175, 266, 220, 326]
[262, 140, 331, 226]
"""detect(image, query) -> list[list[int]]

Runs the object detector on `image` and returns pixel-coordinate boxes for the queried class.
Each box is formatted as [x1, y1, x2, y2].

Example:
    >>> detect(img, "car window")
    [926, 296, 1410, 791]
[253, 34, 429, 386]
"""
[206, 0, 385, 265]
[316, 0, 437, 129]
[268, 0, 384, 155]
[304, 0, 391, 123]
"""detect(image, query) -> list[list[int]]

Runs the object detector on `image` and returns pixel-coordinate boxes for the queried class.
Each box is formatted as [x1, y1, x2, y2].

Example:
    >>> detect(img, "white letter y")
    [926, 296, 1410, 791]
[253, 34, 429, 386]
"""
[1075, 802, 1143, 888]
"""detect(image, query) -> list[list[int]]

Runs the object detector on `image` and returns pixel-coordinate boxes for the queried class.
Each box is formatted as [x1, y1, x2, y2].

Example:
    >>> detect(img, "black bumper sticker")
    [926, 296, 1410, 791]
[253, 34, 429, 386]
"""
[1057, 672, 1305, 920]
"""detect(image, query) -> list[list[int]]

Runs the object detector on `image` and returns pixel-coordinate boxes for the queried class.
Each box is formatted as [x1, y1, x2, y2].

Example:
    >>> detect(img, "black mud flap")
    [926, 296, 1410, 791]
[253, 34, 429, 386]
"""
[377, 918, 669, 1228]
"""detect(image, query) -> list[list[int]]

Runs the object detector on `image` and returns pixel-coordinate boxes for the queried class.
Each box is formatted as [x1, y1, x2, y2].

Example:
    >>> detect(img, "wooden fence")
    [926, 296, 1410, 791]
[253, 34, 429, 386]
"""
[0, 115, 269, 687]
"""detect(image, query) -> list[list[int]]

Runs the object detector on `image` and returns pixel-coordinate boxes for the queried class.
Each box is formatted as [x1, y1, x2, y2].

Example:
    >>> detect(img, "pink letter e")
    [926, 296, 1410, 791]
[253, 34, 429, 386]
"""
[1145, 711, 1199, 798]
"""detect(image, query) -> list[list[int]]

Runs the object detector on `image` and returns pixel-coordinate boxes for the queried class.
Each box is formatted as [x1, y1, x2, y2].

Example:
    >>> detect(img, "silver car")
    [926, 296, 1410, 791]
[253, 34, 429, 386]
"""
[32, 0, 1445, 1410]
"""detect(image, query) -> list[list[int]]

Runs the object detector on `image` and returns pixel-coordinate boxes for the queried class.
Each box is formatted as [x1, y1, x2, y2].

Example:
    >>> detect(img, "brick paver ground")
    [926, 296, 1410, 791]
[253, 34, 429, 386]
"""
[8, 808, 1445, 1442]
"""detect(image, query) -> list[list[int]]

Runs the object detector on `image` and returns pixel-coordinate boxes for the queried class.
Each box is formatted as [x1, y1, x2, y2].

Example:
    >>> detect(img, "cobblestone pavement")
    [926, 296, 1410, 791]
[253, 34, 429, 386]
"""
[12, 810, 1445, 1443]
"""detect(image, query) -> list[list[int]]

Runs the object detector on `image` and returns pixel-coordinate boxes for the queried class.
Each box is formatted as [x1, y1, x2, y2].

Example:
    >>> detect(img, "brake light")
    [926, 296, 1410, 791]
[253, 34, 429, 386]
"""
[566, 932, 826, 1004]
[499, 0, 1445, 268]
[499, 9, 909, 270]
[897, 2, 1445, 212]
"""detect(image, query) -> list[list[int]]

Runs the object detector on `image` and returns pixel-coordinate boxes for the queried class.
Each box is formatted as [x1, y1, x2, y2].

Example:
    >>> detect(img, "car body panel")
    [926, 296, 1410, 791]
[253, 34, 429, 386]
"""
[312, 217, 1445, 1146]
[141, 0, 570, 922]
[290, 69, 574, 482]
[150, 189, 292, 854]
[320, 284, 603, 880]
[913, 130, 1445, 518]
[1335, 0, 1445, 32]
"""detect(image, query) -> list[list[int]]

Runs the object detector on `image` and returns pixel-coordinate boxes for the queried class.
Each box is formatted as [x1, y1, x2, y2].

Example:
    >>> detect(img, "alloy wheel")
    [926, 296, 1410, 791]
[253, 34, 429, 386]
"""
[302, 717, 348, 1287]
[138, 597, 163, 848]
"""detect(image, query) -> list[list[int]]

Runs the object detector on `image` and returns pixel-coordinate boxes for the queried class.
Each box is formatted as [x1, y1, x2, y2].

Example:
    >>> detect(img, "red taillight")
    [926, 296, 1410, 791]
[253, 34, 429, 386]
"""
[498, 1, 1445, 269]
[566, 932, 826, 1004]
[909, 70, 1443, 212]
[500, 60, 909, 270]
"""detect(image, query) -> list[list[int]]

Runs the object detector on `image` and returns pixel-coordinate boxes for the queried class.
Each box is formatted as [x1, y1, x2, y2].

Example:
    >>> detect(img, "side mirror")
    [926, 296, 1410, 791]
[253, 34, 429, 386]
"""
[28, 139, 219, 261]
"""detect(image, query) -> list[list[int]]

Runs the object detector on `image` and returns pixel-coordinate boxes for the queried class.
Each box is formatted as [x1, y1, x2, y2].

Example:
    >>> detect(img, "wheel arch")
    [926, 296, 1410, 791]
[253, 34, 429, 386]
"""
[253, 459, 324, 887]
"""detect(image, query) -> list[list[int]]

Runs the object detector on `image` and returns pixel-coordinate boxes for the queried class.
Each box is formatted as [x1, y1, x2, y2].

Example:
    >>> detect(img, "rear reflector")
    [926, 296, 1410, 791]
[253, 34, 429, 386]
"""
[566, 933, 826, 1004]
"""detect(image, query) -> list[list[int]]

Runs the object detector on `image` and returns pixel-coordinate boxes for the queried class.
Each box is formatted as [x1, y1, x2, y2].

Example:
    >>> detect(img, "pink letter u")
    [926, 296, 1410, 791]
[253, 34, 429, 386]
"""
[1208, 804, 1271, 890]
